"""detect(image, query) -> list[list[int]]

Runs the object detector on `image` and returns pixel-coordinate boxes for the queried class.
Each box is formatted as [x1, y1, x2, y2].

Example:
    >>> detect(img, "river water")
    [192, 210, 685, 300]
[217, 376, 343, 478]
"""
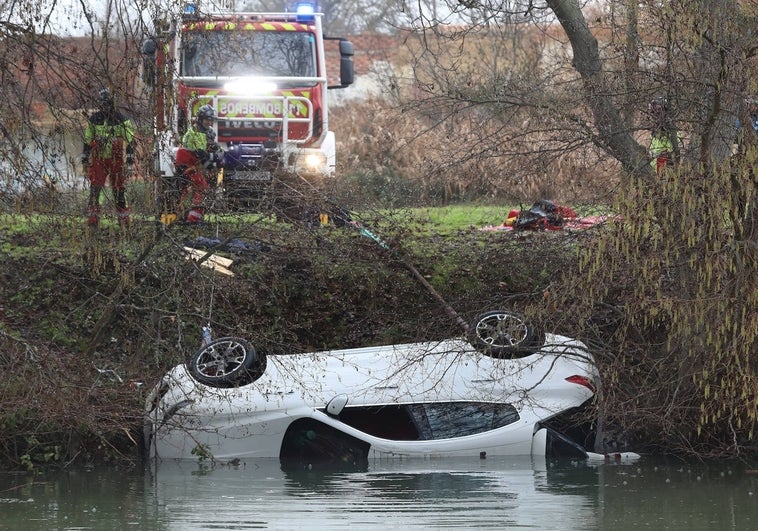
[1, 456, 756, 530]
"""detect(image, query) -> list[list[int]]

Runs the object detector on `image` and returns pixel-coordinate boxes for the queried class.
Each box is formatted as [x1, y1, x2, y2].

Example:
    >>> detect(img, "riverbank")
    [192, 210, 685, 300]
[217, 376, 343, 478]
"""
[2, 204, 756, 469]
[2, 209, 586, 469]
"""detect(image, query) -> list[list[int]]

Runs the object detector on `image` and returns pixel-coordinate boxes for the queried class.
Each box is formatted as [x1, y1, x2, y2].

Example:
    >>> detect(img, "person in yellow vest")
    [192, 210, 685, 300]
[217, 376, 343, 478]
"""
[648, 96, 682, 175]
[81, 88, 136, 227]
[170, 104, 223, 224]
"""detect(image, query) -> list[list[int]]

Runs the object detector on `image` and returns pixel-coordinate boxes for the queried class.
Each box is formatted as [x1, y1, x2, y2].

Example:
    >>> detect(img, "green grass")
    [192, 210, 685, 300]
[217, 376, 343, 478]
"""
[406, 204, 512, 230]
[4, 201, 610, 245]
[349, 204, 514, 236]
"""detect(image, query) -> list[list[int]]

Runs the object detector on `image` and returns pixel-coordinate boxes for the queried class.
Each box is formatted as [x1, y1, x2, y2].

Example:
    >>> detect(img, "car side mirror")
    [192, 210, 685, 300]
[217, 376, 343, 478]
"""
[326, 394, 348, 416]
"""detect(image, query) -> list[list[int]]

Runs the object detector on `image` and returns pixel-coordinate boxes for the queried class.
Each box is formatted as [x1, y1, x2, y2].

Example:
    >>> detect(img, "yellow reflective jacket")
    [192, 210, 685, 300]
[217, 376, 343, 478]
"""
[182, 127, 209, 152]
[84, 109, 135, 160]
[649, 130, 682, 169]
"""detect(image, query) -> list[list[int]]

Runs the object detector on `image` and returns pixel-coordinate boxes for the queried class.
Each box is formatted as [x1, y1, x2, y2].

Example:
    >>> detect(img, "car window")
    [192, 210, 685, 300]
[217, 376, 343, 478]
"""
[336, 404, 420, 440]
[410, 402, 520, 439]
[280, 417, 370, 468]
[332, 402, 520, 441]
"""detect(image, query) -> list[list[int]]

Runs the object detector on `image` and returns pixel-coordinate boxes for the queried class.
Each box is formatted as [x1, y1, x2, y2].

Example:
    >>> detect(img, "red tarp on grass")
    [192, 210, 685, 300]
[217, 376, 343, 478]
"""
[480, 200, 616, 232]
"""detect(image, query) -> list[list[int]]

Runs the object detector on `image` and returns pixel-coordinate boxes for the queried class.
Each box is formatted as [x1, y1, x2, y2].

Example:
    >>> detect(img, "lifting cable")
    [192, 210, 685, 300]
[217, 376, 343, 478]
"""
[282, 173, 471, 334]
[198, 220, 224, 344]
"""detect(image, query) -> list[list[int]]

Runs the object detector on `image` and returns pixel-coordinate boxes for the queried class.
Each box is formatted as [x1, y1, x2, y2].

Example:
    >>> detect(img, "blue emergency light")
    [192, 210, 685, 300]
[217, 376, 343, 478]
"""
[183, 3, 197, 15]
[294, 1, 316, 22]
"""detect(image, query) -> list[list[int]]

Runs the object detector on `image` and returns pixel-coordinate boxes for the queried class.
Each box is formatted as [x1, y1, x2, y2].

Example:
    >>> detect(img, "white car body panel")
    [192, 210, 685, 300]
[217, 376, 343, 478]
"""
[145, 334, 598, 461]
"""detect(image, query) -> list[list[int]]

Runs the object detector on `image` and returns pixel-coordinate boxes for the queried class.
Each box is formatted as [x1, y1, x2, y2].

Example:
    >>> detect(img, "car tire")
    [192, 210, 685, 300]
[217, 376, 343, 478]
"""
[187, 337, 266, 388]
[469, 310, 543, 358]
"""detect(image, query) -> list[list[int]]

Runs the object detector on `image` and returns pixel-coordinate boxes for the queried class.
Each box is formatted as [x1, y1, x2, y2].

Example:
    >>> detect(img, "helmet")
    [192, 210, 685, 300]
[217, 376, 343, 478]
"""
[197, 104, 216, 121]
[98, 88, 114, 107]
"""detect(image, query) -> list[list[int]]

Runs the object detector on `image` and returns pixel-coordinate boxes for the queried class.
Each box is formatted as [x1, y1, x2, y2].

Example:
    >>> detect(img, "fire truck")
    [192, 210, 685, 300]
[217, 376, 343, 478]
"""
[140, 1, 354, 216]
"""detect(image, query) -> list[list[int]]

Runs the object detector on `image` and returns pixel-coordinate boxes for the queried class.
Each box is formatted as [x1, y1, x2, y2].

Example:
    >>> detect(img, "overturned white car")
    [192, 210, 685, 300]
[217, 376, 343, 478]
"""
[144, 311, 602, 467]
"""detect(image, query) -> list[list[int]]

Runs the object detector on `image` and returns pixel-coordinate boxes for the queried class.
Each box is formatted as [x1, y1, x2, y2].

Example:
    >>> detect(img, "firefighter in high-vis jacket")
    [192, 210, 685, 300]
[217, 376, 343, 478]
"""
[168, 104, 223, 224]
[81, 88, 136, 227]
[648, 96, 682, 176]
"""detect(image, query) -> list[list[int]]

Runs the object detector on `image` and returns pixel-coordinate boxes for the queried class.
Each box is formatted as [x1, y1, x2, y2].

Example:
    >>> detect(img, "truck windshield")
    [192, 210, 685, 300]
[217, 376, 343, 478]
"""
[181, 31, 316, 79]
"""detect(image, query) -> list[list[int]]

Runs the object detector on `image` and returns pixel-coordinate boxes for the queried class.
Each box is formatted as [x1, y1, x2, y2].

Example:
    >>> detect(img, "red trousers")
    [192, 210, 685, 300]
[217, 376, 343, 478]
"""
[86, 155, 129, 225]
[88, 156, 127, 191]
[656, 155, 669, 174]
[175, 148, 209, 207]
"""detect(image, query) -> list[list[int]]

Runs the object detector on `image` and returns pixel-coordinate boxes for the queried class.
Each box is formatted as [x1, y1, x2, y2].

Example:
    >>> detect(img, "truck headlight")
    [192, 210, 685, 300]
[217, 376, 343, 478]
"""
[294, 149, 327, 175]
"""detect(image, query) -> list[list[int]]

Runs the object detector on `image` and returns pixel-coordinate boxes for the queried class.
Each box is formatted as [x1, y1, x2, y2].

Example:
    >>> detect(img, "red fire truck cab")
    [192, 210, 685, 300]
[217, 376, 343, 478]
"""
[141, 1, 354, 212]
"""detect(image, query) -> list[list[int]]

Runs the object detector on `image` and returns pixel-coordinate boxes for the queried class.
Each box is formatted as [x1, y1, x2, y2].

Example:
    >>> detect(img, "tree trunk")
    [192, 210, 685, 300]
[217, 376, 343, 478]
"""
[546, 0, 653, 181]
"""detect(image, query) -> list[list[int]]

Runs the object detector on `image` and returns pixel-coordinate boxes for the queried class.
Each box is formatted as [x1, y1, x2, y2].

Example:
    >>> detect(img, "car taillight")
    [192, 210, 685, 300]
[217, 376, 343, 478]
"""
[565, 374, 596, 393]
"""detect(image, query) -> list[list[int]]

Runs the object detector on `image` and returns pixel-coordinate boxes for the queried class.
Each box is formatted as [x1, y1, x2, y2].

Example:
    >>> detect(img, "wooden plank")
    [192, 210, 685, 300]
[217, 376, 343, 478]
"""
[184, 247, 235, 276]
[184, 247, 234, 267]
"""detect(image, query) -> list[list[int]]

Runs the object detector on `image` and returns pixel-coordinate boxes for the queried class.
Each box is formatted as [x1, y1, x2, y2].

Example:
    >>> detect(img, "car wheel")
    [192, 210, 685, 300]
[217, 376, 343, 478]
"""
[469, 310, 542, 358]
[187, 337, 266, 388]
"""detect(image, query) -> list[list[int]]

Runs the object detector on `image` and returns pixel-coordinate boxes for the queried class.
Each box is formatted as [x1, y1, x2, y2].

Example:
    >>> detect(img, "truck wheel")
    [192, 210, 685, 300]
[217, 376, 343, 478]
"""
[187, 337, 266, 388]
[469, 310, 543, 358]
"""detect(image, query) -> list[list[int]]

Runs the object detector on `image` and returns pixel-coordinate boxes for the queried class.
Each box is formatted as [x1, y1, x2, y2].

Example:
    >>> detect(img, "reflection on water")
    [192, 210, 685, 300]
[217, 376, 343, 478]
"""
[272, 457, 597, 530]
[1, 456, 757, 530]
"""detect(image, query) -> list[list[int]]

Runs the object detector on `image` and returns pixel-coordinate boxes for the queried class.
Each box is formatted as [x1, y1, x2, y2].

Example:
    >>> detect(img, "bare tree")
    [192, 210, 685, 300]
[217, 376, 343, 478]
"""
[392, 0, 758, 457]
[332, 0, 757, 456]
